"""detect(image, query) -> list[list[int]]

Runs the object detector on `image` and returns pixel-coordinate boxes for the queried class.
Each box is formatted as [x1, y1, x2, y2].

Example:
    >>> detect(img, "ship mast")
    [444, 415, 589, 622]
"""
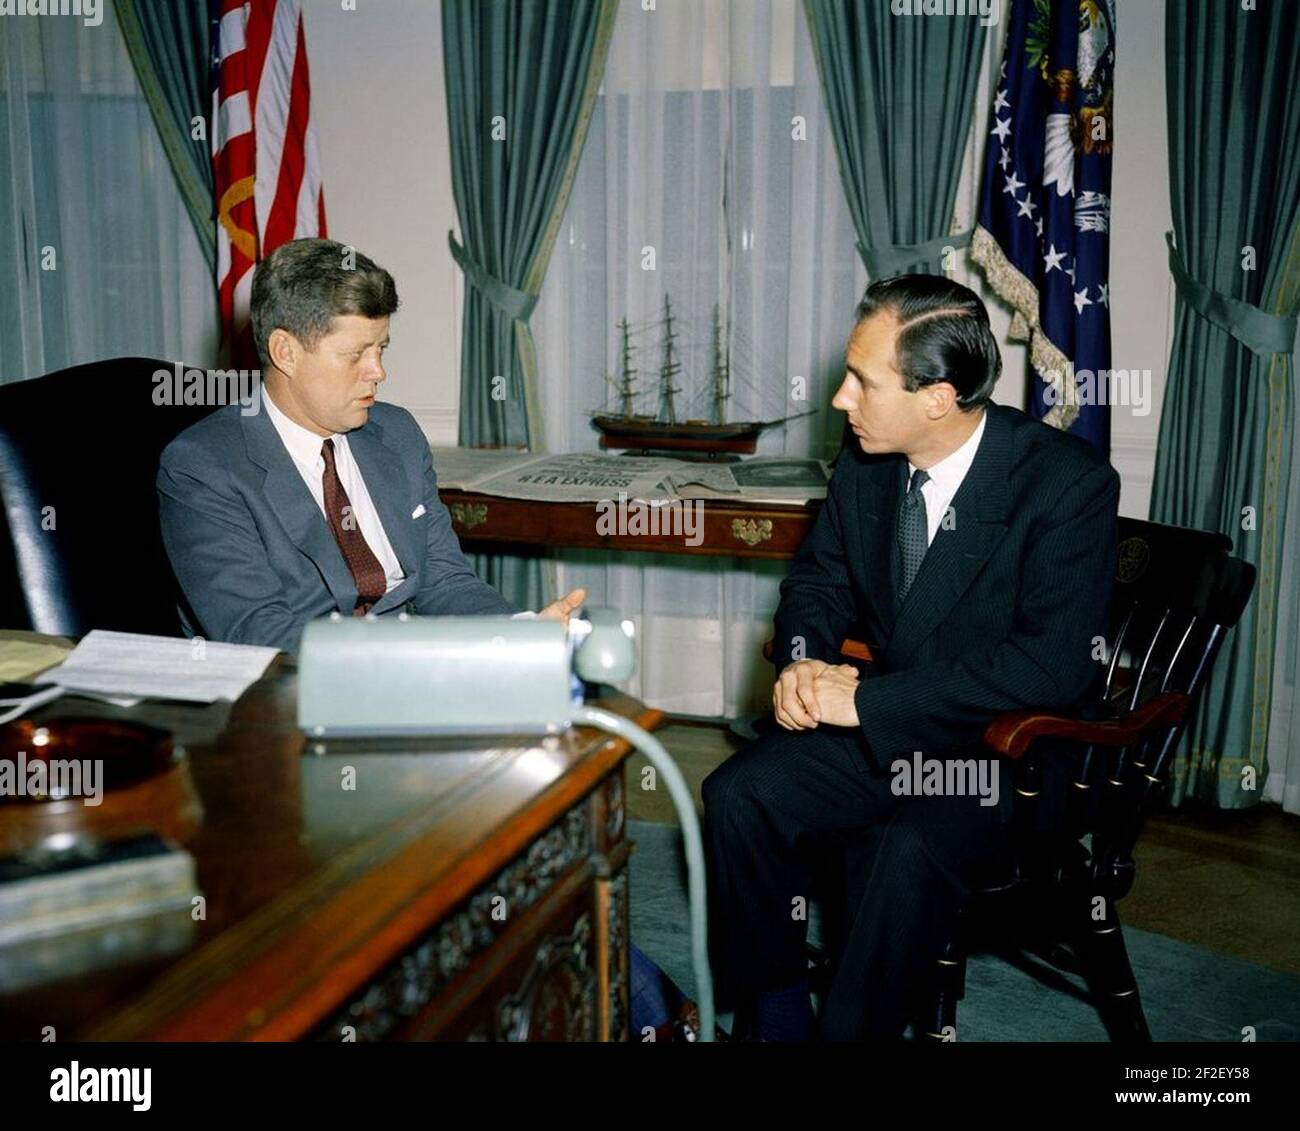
[657, 293, 682, 425]
[616, 317, 637, 418]
[710, 302, 730, 425]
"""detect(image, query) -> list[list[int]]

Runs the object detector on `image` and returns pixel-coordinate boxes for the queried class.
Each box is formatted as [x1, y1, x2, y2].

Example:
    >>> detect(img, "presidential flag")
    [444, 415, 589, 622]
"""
[212, 0, 327, 362]
[972, 0, 1115, 452]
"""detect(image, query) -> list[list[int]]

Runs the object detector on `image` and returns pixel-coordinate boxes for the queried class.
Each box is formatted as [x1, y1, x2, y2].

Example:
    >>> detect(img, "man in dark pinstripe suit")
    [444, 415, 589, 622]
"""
[703, 275, 1120, 1041]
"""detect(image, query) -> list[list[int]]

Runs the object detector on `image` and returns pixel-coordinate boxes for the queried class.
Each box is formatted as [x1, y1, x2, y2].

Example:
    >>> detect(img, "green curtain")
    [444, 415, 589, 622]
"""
[114, 0, 215, 273]
[802, 0, 987, 281]
[442, 0, 617, 607]
[802, 0, 986, 455]
[1152, 0, 1300, 809]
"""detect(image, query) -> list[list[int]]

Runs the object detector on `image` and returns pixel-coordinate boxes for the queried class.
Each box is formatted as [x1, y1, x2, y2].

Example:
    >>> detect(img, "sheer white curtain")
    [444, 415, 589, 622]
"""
[0, 2, 217, 384]
[533, 0, 862, 717]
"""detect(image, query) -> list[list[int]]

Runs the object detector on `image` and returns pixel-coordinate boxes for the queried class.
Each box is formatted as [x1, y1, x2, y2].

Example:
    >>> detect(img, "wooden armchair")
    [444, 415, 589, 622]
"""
[799, 516, 1256, 1041]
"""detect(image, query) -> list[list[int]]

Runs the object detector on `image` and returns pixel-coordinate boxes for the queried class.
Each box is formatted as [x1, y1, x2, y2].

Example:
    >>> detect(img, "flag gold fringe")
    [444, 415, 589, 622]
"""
[970, 224, 1080, 431]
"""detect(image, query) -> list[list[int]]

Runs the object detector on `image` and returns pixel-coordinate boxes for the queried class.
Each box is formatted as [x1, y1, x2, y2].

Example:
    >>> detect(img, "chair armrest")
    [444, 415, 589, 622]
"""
[983, 692, 1190, 761]
[760, 638, 876, 665]
[840, 639, 874, 663]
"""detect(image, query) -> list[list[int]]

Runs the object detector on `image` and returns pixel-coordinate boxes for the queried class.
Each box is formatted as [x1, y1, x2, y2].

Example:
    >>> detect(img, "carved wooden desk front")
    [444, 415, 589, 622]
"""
[440, 489, 819, 560]
[0, 662, 660, 1043]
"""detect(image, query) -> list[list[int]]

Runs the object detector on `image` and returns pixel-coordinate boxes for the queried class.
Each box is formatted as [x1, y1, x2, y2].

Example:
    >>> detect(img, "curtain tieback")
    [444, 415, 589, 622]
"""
[857, 229, 972, 278]
[448, 231, 539, 323]
[1165, 231, 1297, 357]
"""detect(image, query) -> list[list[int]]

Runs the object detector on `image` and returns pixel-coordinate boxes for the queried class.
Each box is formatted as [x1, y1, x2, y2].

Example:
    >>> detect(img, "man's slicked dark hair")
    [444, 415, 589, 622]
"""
[250, 237, 399, 367]
[854, 274, 1001, 410]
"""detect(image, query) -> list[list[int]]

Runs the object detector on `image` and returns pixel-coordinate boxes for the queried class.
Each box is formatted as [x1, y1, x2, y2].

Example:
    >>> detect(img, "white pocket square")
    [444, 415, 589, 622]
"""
[411, 504, 426, 519]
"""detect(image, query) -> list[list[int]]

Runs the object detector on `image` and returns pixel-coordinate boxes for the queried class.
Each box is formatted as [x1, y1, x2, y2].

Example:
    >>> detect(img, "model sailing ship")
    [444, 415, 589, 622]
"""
[591, 295, 813, 458]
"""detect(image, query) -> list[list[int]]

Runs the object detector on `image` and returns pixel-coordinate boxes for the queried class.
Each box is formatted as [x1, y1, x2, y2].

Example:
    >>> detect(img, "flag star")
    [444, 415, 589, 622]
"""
[1016, 196, 1037, 219]
[1002, 171, 1024, 195]
[1074, 287, 1093, 314]
[1097, 283, 1109, 307]
[1066, 262, 1077, 283]
[1043, 244, 1066, 273]
[1000, 60, 1007, 79]
[994, 89, 1010, 113]
[999, 147, 1011, 172]
[992, 117, 1012, 143]
[1035, 218, 1044, 237]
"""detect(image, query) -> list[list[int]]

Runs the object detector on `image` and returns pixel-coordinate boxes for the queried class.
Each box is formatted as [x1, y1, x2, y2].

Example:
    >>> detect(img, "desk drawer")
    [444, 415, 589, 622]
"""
[699, 509, 812, 557]
[432, 877, 601, 1041]
[444, 490, 817, 560]
[312, 772, 630, 1042]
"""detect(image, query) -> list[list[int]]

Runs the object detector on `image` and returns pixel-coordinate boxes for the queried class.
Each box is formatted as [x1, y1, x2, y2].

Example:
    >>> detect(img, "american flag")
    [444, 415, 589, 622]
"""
[972, 0, 1116, 453]
[212, 0, 326, 359]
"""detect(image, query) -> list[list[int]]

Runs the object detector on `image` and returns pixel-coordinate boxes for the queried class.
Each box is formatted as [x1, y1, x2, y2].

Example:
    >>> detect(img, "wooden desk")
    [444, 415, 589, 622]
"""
[441, 488, 819, 560]
[0, 662, 660, 1042]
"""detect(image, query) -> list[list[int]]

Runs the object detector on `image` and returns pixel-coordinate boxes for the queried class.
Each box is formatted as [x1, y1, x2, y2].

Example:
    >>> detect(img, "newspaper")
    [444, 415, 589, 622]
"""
[42, 631, 278, 704]
[477, 452, 685, 503]
[664, 458, 831, 504]
[431, 447, 829, 506]
[426, 446, 537, 491]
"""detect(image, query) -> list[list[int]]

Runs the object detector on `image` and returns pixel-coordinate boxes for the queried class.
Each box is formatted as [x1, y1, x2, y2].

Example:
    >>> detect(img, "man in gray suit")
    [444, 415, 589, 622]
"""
[158, 238, 583, 652]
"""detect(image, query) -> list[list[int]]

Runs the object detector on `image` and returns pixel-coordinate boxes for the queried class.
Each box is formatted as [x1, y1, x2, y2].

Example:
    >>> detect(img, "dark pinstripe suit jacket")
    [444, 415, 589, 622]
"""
[772, 403, 1120, 765]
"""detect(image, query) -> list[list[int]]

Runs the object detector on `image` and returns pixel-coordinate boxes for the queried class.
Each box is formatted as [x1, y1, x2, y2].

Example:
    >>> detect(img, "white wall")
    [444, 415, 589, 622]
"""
[1106, 0, 1174, 518]
[305, 0, 1169, 516]
[304, 0, 462, 445]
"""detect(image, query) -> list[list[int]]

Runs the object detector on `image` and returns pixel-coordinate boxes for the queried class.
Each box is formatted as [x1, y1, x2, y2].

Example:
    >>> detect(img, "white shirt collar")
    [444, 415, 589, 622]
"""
[263, 386, 343, 469]
[908, 409, 987, 494]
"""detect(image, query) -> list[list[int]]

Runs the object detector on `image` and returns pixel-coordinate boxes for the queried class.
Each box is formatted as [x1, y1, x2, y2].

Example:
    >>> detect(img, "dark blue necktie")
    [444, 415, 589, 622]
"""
[897, 468, 930, 603]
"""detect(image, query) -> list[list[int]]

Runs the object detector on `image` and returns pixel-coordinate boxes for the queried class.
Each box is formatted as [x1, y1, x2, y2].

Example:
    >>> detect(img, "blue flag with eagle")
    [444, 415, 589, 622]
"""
[972, 0, 1115, 452]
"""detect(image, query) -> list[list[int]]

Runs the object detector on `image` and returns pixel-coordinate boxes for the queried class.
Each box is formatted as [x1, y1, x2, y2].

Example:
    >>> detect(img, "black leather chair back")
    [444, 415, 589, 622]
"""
[0, 358, 220, 637]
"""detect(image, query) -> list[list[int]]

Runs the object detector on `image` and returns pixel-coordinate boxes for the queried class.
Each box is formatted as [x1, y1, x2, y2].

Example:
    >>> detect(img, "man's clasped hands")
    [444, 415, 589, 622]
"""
[773, 659, 862, 731]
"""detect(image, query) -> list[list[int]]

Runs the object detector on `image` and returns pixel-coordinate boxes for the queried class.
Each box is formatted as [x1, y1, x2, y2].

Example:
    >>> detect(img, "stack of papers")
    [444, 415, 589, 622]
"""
[41, 631, 277, 705]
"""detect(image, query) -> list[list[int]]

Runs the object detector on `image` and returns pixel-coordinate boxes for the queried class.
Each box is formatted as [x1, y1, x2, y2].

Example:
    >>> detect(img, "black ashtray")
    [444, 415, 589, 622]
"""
[0, 718, 179, 803]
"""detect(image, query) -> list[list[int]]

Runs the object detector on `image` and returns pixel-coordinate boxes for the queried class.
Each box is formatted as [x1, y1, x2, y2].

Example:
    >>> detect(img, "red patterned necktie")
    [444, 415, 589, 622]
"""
[321, 438, 387, 616]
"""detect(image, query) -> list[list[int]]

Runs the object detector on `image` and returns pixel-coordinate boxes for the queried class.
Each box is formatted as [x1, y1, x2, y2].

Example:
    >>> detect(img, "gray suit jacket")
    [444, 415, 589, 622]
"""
[157, 401, 516, 651]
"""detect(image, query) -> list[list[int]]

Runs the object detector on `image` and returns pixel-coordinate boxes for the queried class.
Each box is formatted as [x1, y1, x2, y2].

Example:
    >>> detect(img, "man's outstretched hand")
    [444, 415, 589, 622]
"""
[538, 587, 588, 627]
[774, 659, 860, 730]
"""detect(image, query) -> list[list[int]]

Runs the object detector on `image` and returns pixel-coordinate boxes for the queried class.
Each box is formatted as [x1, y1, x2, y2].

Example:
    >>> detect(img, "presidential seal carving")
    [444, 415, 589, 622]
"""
[1117, 537, 1149, 584]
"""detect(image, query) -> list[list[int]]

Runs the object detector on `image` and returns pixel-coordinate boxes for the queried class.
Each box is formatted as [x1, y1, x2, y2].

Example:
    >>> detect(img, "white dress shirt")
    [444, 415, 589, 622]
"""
[907, 410, 988, 547]
[262, 390, 406, 594]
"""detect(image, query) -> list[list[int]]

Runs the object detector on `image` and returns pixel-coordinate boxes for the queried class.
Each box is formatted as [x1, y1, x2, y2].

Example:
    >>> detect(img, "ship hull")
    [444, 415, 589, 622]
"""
[592, 415, 763, 454]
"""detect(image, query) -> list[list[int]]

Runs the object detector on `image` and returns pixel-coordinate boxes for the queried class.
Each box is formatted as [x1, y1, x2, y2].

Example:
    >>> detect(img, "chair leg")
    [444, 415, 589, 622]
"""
[806, 941, 835, 1002]
[1074, 904, 1152, 1042]
[919, 938, 965, 1042]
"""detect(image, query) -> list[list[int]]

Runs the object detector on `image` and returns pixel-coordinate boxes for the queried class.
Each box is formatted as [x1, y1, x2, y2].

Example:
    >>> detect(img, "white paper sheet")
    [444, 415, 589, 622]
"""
[42, 630, 278, 704]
